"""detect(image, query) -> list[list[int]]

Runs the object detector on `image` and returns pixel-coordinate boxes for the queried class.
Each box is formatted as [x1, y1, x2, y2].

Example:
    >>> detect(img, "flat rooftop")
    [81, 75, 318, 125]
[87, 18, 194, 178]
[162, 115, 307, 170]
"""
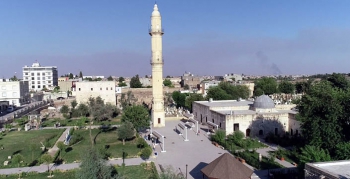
[308, 160, 350, 178]
[194, 100, 254, 108]
[214, 109, 296, 115]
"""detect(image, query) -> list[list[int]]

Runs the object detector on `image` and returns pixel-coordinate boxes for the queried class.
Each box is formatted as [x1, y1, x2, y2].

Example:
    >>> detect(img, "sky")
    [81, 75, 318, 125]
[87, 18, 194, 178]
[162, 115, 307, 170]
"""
[1, 0, 350, 78]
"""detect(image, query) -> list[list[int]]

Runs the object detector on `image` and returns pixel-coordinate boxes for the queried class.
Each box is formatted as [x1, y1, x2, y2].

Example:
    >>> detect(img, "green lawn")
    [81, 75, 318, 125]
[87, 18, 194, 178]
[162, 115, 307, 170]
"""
[41, 117, 122, 128]
[0, 163, 158, 179]
[0, 129, 64, 169]
[60, 128, 140, 163]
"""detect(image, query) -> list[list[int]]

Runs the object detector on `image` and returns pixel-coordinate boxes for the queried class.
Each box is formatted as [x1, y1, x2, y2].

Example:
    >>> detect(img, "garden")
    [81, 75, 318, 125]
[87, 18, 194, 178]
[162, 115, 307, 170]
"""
[0, 162, 159, 179]
[0, 129, 64, 169]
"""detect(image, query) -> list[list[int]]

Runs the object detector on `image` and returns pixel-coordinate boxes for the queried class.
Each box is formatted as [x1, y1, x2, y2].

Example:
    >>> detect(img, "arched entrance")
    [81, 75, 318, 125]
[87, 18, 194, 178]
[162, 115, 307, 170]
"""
[246, 129, 251, 137]
[259, 130, 264, 136]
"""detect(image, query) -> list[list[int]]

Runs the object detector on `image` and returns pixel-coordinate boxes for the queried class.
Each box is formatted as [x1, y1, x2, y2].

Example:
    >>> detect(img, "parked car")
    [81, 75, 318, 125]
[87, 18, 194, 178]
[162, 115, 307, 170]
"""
[57, 97, 65, 100]
[6, 106, 14, 112]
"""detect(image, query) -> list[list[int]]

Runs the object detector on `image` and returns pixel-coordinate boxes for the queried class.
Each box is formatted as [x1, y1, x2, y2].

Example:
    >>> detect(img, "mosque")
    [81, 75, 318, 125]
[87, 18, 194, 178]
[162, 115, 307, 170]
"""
[192, 95, 301, 137]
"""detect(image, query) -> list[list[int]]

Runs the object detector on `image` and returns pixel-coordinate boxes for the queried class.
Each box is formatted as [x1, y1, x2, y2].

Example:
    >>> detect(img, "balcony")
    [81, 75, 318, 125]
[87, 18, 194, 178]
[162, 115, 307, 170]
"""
[150, 58, 164, 65]
[149, 28, 164, 35]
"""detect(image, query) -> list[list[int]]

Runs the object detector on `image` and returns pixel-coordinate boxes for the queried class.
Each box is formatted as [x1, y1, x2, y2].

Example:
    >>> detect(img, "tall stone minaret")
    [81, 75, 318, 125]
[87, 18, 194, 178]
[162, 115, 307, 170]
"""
[150, 4, 165, 127]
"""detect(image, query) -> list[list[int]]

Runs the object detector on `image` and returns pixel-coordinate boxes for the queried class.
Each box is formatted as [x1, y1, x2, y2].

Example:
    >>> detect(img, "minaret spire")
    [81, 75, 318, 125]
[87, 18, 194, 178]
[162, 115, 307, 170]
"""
[150, 4, 165, 127]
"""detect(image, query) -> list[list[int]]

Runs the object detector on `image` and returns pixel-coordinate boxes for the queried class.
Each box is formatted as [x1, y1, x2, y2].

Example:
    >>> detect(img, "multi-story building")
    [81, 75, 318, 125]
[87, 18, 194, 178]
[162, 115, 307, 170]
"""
[180, 72, 202, 90]
[0, 80, 30, 106]
[74, 81, 116, 105]
[200, 80, 220, 96]
[22, 62, 58, 91]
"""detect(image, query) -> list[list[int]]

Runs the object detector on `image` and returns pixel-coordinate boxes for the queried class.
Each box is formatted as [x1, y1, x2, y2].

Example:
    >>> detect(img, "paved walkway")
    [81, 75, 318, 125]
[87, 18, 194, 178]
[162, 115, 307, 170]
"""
[256, 148, 295, 168]
[48, 127, 71, 157]
[0, 158, 146, 175]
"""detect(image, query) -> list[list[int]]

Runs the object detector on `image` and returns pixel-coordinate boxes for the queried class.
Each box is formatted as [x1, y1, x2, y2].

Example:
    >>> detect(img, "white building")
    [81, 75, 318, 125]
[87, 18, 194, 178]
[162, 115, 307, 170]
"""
[192, 95, 300, 136]
[224, 74, 243, 82]
[200, 81, 219, 96]
[74, 81, 116, 105]
[305, 160, 350, 179]
[0, 80, 30, 106]
[22, 62, 58, 91]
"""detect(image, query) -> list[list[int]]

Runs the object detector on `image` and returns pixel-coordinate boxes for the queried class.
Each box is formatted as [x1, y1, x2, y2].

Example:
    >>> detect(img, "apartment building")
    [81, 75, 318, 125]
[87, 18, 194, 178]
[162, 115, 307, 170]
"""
[22, 62, 58, 91]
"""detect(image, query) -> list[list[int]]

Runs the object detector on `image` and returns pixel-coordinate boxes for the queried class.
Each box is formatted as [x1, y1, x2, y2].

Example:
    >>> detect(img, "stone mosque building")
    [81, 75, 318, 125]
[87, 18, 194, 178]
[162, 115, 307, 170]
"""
[192, 95, 301, 137]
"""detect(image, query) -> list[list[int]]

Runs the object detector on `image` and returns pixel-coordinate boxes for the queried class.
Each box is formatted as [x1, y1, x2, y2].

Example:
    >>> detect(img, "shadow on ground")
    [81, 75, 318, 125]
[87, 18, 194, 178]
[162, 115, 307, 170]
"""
[189, 162, 208, 179]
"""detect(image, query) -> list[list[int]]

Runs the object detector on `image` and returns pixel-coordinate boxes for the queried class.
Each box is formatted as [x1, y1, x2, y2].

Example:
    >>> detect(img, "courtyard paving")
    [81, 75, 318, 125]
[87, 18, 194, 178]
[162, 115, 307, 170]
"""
[151, 118, 246, 179]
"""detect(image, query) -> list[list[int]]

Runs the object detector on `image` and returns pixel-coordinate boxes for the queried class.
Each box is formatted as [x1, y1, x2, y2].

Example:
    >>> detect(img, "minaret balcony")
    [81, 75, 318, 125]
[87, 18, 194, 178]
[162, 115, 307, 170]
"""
[149, 28, 164, 35]
[150, 59, 164, 65]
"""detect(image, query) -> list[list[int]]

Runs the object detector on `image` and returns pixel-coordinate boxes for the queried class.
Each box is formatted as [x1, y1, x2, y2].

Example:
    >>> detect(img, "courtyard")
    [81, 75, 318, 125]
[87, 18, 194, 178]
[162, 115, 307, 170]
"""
[151, 119, 240, 179]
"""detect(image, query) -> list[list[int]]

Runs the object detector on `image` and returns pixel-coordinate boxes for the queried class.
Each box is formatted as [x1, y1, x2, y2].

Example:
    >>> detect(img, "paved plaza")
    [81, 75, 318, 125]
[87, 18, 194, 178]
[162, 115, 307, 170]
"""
[151, 118, 229, 179]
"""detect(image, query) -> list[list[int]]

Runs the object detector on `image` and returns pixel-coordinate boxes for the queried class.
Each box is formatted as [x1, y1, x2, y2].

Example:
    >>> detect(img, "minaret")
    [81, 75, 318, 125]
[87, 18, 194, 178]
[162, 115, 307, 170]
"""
[150, 4, 165, 127]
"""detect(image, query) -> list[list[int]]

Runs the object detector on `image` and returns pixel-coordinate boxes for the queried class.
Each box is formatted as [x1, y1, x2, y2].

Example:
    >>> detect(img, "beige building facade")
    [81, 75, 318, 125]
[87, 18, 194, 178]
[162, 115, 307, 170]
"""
[74, 81, 116, 105]
[150, 4, 165, 127]
[192, 95, 301, 137]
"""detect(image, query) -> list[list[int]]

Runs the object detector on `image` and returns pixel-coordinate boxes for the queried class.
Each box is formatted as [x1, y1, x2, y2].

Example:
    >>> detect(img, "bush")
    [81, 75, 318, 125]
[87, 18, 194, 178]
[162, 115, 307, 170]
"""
[140, 146, 152, 160]
[211, 130, 226, 144]
[136, 138, 147, 148]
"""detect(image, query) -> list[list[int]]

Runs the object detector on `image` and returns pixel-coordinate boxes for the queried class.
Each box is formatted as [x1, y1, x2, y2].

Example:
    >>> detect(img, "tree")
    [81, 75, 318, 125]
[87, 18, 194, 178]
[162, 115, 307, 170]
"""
[118, 77, 125, 83]
[299, 145, 331, 165]
[327, 73, 350, 90]
[60, 105, 69, 114]
[118, 82, 127, 87]
[163, 79, 172, 87]
[71, 100, 78, 109]
[12, 154, 24, 168]
[121, 105, 150, 131]
[206, 86, 231, 100]
[130, 75, 142, 88]
[40, 154, 53, 175]
[76, 148, 117, 179]
[107, 76, 114, 81]
[297, 81, 344, 151]
[69, 73, 74, 79]
[335, 142, 350, 160]
[140, 147, 152, 160]
[254, 88, 264, 96]
[278, 80, 295, 94]
[77, 103, 89, 117]
[79, 71, 83, 78]
[172, 91, 187, 108]
[57, 141, 66, 160]
[119, 91, 137, 109]
[295, 81, 312, 94]
[136, 138, 147, 149]
[117, 121, 135, 145]
[10, 75, 18, 81]
[254, 77, 278, 96]
[185, 93, 204, 112]
[88, 97, 114, 122]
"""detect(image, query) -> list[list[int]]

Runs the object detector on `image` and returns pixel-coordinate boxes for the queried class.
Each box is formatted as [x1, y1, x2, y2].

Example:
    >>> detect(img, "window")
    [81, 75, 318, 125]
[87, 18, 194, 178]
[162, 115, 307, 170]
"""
[37, 72, 40, 76]
[25, 77, 28, 80]
[100, 88, 102, 90]
[48, 76, 51, 79]
[37, 77, 40, 80]
[31, 73, 34, 76]
[42, 72, 45, 76]
[42, 77, 45, 80]
[158, 118, 161, 124]
[31, 77, 34, 80]
[38, 85, 41, 88]
[25, 73, 28, 75]
[43, 85, 46, 88]
[47, 72, 51, 75]
[32, 81, 35, 84]
[48, 81, 51, 84]
[32, 86, 35, 89]
[111, 87, 113, 90]
[2, 92, 6, 97]
[42, 81, 46, 84]
[106, 87, 108, 90]
[37, 81, 41, 84]
[12, 92, 17, 97]
[79, 88, 81, 91]
[233, 123, 239, 132]
[91, 88, 93, 91]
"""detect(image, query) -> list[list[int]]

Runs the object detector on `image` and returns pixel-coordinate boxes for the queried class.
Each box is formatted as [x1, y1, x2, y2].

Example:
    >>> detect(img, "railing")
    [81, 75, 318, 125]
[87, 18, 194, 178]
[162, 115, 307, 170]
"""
[148, 28, 164, 34]
[150, 59, 164, 64]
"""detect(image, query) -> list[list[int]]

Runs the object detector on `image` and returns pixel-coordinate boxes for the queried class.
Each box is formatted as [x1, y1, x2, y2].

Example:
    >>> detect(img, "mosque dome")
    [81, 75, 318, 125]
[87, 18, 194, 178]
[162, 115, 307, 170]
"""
[253, 95, 275, 109]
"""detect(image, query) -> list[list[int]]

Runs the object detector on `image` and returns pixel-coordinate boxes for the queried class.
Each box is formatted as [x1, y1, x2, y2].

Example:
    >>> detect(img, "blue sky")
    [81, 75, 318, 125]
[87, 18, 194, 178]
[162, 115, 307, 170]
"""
[1, 0, 350, 78]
